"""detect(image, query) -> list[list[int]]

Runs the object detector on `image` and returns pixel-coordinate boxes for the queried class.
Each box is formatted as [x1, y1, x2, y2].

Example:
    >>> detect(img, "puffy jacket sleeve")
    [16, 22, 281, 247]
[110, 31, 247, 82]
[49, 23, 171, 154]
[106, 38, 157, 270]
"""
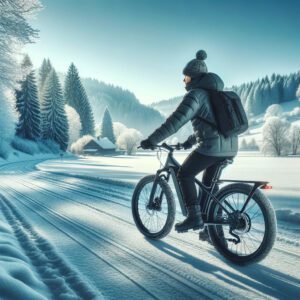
[148, 91, 200, 144]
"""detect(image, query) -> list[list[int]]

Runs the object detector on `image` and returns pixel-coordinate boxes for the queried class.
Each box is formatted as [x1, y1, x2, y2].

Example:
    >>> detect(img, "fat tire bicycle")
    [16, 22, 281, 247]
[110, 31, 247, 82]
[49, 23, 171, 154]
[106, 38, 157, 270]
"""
[132, 143, 277, 265]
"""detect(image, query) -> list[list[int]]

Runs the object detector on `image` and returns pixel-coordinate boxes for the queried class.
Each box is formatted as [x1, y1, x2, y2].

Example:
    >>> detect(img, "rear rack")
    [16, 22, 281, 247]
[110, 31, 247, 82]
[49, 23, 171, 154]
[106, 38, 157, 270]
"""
[217, 179, 268, 186]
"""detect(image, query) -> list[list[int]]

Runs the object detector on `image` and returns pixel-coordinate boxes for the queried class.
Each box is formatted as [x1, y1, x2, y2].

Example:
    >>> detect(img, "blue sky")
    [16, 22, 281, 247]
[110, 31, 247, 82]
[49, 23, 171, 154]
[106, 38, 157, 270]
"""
[26, 0, 300, 104]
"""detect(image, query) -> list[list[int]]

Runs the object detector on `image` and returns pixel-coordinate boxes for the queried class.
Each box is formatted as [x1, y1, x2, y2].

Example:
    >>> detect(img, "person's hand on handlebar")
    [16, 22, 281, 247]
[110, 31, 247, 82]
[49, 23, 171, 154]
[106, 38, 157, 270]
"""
[140, 139, 155, 150]
[181, 140, 193, 150]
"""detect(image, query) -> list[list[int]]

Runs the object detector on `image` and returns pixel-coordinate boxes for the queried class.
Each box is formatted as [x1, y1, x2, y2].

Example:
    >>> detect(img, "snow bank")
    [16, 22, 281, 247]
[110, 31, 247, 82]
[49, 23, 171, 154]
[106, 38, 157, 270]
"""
[11, 136, 40, 155]
[0, 214, 49, 299]
[0, 194, 102, 299]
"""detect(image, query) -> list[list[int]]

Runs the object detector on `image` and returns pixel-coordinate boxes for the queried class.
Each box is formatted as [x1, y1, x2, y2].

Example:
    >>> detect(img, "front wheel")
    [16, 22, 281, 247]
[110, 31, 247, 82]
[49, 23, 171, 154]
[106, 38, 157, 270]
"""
[132, 175, 176, 239]
[208, 183, 277, 265]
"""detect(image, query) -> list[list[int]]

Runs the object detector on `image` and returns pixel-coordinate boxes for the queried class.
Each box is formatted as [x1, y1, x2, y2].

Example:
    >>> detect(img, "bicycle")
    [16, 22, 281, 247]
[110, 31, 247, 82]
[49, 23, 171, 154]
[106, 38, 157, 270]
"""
[132, 143, 277, 265]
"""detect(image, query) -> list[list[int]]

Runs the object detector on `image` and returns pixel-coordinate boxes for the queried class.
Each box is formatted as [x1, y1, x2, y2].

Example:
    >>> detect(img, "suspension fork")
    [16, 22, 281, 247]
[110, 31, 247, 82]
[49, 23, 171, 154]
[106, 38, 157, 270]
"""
[149, 169, 169, 206]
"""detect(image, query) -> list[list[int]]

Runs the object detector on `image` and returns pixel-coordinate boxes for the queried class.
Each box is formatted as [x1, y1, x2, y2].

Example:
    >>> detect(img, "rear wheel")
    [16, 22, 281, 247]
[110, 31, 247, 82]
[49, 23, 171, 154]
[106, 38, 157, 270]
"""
[132, 175, 175, 239]
[208, 183, 277, 265]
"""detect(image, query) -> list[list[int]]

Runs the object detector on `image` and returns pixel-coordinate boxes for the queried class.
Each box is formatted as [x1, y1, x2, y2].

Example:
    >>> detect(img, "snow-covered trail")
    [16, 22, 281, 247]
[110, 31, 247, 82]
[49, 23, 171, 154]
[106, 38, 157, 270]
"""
[0, 160, 299, 299]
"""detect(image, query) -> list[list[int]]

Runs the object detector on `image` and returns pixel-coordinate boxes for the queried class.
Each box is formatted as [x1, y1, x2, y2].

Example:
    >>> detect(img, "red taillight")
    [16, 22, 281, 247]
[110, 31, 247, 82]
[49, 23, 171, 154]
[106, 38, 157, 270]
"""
[261, 184, 272, 190]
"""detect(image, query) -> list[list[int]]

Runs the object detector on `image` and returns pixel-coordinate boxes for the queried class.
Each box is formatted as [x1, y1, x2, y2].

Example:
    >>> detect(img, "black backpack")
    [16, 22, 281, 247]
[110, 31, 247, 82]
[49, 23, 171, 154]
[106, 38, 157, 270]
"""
[205, 90, 249, 138]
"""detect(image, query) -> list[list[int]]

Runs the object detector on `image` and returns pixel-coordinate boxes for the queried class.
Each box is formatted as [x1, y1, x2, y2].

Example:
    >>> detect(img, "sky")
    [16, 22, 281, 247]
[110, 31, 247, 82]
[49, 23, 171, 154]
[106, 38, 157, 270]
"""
[26, 0, 300, 105]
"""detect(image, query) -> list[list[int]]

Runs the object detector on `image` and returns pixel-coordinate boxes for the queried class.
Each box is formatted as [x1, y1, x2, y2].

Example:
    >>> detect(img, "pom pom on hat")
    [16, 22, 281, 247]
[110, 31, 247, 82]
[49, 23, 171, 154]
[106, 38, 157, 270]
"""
[182, 49, 208, 77]
[196, 50, 207, 61]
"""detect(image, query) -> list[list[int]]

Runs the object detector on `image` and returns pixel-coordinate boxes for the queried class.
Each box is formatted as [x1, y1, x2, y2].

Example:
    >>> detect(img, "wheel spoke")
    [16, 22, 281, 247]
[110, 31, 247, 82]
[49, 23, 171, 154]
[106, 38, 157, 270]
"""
[212, 188, 268, 257]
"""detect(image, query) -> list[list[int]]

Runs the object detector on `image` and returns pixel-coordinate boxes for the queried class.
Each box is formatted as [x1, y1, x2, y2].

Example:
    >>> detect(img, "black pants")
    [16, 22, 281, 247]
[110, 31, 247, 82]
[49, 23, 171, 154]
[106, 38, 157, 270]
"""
[177, 150, 233, 207]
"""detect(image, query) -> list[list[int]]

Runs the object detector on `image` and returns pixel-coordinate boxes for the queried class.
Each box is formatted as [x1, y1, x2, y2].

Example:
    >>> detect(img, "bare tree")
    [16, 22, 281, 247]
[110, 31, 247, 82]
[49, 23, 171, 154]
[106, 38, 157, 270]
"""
[0, 0, 41, 158]
[0, 0, 41, 88]
[290, 124, 300, 155]
[262, 117, 291, 156]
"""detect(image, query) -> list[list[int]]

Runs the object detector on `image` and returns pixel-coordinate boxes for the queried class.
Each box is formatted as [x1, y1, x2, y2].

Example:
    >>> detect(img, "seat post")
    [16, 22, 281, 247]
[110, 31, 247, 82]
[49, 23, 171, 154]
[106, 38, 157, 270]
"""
[211, 160, 231, 185]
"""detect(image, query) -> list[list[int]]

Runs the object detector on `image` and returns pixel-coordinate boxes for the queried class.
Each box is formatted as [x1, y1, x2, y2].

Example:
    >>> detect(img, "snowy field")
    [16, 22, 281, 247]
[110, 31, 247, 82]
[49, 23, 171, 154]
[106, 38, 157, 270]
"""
[0, 152, 299, 299]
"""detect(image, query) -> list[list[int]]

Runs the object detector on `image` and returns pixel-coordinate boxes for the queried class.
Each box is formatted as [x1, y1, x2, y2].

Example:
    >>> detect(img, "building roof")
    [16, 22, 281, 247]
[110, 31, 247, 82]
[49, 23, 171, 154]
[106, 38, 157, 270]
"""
[96, 137, 116, 150]
[82, 136, 116, 151]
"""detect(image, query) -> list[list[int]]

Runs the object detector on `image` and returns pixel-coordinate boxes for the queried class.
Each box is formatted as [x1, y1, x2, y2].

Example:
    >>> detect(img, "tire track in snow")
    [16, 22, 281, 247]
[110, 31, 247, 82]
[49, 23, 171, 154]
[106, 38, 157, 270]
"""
[9, 175, 300, 299]
[18, 172, 300, 260]
[0, 194, 100, 300]
[0, 182, 229, 300]
[0, 186, 165, 300]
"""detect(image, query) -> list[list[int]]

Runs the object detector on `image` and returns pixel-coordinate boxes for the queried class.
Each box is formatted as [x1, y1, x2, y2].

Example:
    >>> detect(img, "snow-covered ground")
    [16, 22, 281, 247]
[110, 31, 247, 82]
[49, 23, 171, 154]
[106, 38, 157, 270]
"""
[0, 152, 299, 299]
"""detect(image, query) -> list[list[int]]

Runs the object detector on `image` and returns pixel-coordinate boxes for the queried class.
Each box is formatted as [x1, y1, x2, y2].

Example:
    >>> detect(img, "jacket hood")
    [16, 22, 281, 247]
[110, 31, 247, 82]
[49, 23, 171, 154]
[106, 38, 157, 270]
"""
[185, 72, 224, 91]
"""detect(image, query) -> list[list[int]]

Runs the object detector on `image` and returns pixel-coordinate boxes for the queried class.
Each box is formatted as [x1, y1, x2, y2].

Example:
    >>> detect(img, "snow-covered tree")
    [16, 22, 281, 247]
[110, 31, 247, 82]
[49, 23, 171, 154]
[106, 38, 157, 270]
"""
[117, 128, 143, 155]
[64, 63, 95, 136]
[289, 107, 300, 117]
[113, 122, 127, 140]
[38, 58, 52, 99]
[289, 125, 300, 155]
[269, 80, 280, 104]
[41, 69, 69, 150]
[0, 0, 41, 89]
[100, 107, 116, 143]
[296, 84, 300, 100]
[262, 117, 290, 156]
[70, 134, 92, 154]
[20, 54, 33, 79]
[0, 89, 17, 158]
[283, 74, 298, 102]
[65, 105, 81, 147]
[0, 0, 41, 158]
[15, 70, 41, 140]
[264, 104, 283, 120]
[248, 138, 259, 151]
[239, 138, 248, 150]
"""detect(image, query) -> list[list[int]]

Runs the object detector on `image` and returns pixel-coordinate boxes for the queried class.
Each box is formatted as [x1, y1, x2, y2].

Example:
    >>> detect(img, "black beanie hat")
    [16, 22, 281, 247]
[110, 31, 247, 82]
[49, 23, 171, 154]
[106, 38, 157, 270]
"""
[183, 50, 208, 77]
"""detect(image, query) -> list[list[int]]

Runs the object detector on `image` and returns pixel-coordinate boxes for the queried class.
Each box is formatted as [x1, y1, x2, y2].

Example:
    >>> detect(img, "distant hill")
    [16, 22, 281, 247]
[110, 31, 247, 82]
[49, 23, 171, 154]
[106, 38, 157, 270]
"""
[151, 96, 183, 117]
[80, 78, 165, 136]
[151, 71, 300, 118]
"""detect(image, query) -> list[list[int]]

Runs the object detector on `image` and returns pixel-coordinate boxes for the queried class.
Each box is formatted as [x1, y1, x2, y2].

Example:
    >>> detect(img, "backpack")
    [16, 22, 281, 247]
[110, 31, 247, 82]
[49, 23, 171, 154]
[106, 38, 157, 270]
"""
[206, 90, 249, 138]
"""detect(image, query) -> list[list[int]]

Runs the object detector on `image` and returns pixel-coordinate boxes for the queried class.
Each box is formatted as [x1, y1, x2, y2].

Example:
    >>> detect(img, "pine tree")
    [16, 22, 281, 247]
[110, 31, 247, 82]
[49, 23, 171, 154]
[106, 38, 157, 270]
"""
[15, 71, 41, 140]
[296, 84, 300, 99]
[21, 54, 33, 79]
[270, 80, 280, 104]
[100, 107, 116, 144]
[41, 69, 69, 150]
[245, 83, 256, 116]
[38, 58, 52, 99]
[64, 63, 95, 136]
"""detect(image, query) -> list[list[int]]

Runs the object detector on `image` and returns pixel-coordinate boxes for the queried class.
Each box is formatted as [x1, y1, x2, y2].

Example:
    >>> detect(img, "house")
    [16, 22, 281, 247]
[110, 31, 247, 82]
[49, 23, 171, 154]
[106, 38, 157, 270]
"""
[82, 137, 116, 155]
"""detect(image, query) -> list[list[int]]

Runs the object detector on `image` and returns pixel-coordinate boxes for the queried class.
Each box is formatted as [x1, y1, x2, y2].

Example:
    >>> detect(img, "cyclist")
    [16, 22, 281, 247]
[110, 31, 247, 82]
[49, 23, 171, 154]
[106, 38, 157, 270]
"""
[140, 49, 238, 234]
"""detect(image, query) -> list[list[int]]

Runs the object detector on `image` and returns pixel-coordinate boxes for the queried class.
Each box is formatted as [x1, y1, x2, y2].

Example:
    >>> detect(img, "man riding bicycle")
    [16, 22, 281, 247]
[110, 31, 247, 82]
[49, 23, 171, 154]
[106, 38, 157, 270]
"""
[140, 49, 238, 233]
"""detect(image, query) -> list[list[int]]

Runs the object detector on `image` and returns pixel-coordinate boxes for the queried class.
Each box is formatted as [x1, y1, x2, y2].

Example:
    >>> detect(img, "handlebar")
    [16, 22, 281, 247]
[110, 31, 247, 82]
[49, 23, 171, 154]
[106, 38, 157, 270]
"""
[138, 142, 183, 151]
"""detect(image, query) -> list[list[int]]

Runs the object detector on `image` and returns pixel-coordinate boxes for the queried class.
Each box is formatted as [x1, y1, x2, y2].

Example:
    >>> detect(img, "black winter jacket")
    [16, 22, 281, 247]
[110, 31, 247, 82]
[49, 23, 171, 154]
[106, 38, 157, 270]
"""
[148, 73, 238, 157]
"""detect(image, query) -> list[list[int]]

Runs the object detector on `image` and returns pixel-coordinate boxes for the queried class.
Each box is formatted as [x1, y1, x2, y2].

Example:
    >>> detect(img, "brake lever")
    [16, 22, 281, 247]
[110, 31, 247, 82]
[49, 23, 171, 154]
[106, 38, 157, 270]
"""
[175, 143, 182, 150]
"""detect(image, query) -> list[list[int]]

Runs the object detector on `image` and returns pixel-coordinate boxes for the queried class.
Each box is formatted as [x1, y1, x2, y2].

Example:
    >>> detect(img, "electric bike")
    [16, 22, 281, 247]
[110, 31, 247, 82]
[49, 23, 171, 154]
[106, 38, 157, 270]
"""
[132, 143, 277, 265]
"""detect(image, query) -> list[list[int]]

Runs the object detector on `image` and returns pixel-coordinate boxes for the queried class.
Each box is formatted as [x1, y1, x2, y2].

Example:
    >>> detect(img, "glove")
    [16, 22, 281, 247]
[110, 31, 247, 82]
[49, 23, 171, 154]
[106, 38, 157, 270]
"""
[181, 140, 193, 150]
[140, 139, 155, 150]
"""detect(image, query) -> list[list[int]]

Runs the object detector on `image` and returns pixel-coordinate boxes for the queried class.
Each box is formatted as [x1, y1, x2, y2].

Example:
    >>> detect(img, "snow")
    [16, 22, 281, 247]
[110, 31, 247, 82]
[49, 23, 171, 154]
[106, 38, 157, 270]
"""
[0, 151, 299, 299]
[0, 209, 50, 300]
[0, 193, 101, 300]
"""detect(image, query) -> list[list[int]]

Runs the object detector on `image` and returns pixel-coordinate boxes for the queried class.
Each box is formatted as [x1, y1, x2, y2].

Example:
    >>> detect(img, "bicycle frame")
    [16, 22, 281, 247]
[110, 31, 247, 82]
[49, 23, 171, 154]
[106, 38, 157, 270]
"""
[149, 144, 269, 226]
